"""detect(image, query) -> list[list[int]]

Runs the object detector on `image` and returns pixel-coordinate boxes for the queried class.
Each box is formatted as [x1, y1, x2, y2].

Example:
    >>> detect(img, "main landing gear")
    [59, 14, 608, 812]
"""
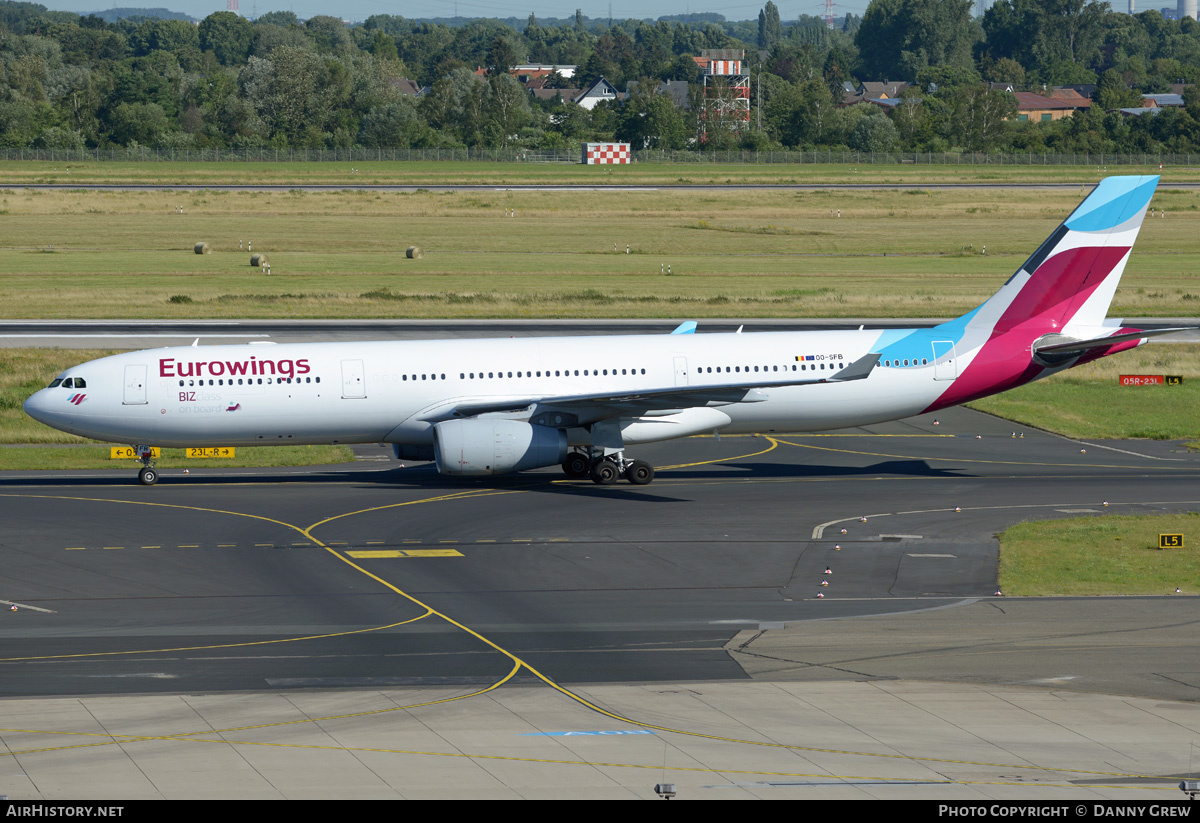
[134, 445, 158, 485]
[562, 449, 655, 486]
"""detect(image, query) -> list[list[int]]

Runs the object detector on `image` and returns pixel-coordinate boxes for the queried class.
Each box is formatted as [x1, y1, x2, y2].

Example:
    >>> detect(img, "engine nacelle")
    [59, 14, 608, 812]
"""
[433, 419, 567, 476]
[393, 443, 435, 461]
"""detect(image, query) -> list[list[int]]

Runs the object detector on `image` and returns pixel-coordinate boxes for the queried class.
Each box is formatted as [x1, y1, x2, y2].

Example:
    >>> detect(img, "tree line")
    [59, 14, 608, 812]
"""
[2, 0, 1200, 155]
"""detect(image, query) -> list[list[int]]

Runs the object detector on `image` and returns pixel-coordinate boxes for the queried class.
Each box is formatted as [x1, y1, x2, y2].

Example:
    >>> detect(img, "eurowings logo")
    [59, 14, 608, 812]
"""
[226, 403, 242, 412]
[67, 393, 86, 405]
[160, 357, 311, 380]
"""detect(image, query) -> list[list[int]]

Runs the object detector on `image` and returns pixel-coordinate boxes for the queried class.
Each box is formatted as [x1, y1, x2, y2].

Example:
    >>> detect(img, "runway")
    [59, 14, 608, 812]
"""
[3, 318, 1199, 348]
[2, 406, 1199, 798]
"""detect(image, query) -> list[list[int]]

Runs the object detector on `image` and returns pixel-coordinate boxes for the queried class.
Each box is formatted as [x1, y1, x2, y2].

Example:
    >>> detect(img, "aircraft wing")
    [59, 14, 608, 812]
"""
[427, 353, 880, 421]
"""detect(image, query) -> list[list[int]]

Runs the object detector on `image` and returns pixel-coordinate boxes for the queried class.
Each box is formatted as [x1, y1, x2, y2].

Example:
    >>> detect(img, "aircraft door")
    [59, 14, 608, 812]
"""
[123, 364, 147, 405]
[932, 341, 957, 381]
[673, 356, 688, 386]
[341, 359, 366, 398]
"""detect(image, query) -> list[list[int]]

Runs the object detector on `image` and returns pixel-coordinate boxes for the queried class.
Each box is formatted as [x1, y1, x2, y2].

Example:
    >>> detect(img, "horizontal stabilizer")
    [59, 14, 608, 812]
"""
[1034, 327, 1197, 357]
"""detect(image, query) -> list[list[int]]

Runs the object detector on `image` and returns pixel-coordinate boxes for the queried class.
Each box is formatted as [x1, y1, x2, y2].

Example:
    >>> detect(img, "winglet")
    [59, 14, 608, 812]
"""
[670, 321, 697, 335]
[829, 353, 880, 382]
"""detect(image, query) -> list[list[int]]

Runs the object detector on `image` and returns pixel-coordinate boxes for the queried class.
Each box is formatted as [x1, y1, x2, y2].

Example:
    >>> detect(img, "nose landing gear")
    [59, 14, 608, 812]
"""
[135, 445, 159, 485]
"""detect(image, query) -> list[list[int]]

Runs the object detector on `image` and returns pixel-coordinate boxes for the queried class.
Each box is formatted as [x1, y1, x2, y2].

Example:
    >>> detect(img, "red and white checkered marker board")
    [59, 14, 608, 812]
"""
[583, 143, 630, 164]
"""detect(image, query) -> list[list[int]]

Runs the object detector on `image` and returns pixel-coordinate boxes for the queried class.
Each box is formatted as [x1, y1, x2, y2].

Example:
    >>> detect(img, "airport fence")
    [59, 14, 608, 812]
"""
[0, 147, 1195, 166]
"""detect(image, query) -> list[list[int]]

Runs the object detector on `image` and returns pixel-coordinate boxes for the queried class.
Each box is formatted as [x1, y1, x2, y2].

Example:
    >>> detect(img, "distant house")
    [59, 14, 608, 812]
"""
[990, 81, 1015, 93]
[1117, 90, 1185, 117]
[575, 77, 622, 110]
[389, 77, 421, 97]
[1044, 87, 1091, 108]
[1118, 106, 1165, 117]
[512, 64, 577, 89]
[514, 64, 577, 77]
[1013, 91, 1088, 122]
[841, 80, 909, 105]
[1142, 93, 1184, 107]
[1057, 84, 1097, 99]
[531, 87, 582, 104]
[858, 81, 909, 99]
[626, 79, 690, 109]
[841, 96, 903, 110]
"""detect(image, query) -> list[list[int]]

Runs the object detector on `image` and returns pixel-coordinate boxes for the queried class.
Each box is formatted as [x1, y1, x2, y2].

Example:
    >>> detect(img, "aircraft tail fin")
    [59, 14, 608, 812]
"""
[924, 177, 1161, 411]
[972, 175, 1159, 338]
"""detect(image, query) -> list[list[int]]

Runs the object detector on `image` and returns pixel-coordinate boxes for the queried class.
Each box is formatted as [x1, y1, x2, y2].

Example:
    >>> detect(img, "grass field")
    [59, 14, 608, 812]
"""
[1, 185, 1198, 318]
[967, 343, 1200, 441]
[998, 511, 1200, 595]
[0, 159, 1196, 187]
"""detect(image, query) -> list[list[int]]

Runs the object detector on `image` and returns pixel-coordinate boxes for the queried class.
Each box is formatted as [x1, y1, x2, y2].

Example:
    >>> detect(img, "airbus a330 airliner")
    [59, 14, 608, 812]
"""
[24, 175, 1192, 486]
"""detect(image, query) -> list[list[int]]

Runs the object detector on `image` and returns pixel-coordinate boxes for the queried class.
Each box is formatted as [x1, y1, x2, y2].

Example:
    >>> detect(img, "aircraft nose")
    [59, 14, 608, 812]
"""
[23, 388, 59, 427]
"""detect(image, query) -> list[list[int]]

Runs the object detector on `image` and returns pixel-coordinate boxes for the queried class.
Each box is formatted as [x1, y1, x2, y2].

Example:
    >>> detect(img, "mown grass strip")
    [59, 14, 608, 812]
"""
[967, 344, 1200, 441]
[999, 512, 1200, 596]
[0, 187, 1197, 319]
[1, 160, 1198, 187]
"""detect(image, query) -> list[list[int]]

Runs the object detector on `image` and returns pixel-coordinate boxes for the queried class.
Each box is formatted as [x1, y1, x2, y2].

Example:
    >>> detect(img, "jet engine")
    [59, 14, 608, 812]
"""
[433, 419, 567, 476]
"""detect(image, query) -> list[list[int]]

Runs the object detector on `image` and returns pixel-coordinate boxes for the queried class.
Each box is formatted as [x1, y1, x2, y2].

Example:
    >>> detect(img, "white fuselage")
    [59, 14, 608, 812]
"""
[24, 329, 957, 449]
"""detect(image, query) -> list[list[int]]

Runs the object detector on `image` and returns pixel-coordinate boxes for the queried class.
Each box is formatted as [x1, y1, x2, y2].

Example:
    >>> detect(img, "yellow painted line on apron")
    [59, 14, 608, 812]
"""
[345, 549, 463, 558]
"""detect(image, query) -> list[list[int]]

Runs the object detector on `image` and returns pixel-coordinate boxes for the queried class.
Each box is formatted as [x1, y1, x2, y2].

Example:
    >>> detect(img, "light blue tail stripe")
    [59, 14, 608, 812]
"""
[1065, 176, 1158, 233]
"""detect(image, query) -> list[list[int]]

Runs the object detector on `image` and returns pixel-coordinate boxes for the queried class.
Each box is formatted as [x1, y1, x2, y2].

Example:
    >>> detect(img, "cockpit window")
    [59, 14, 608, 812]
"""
[73, 378, 85, 388]
[60, 378, 73, 388]
[48, 378, 63, 388]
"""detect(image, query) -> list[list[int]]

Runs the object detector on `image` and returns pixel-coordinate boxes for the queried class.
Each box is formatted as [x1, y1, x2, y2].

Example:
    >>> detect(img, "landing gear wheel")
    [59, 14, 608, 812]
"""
[138, 466, 158, 486]
[563, 453, 590, 479]
[590, 459, 618, 485]
[626, 460, 654, 485]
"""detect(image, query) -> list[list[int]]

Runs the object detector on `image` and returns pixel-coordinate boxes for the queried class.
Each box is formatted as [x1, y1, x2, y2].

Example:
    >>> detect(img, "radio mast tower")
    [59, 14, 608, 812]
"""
[824, 0, 837, 28]
[227, 0, 238, 12]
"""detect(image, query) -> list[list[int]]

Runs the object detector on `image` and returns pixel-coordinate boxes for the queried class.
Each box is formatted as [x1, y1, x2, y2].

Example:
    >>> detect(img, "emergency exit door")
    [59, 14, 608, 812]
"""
[673, 356, 688, 386]
[123, 364, 147, 405]
[341, 359, 366, 398]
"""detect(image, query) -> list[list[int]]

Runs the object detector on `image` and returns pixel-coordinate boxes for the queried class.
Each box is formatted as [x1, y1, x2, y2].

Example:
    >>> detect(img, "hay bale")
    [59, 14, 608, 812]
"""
[406, 246, 423, 259]
[194, 242, 210, 255]
[250, 253, 269, 267]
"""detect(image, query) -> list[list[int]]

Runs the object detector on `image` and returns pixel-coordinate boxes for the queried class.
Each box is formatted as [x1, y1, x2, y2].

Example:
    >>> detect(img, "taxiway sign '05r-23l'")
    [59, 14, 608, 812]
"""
[23, 176, 1195, 486]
